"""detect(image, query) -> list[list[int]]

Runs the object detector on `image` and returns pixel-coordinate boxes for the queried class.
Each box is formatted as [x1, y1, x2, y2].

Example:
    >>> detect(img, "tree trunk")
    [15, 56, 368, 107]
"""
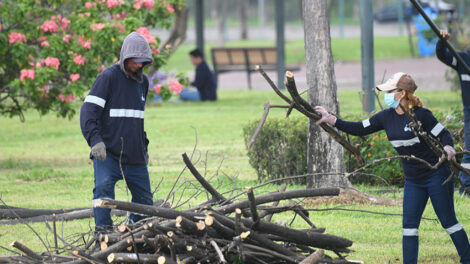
[159, 6, 189, 55]
[214, 0, 228, 47]
[240, 0, 248, 40]
[302, 0, 351, 188]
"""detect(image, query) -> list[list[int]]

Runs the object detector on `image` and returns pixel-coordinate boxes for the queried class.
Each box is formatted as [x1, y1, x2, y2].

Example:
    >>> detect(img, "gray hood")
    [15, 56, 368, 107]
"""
[118, 32, 153, 83]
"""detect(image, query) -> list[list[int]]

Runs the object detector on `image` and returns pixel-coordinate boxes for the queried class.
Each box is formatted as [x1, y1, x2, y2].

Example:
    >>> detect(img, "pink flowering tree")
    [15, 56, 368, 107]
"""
[0, 0, 185, 120]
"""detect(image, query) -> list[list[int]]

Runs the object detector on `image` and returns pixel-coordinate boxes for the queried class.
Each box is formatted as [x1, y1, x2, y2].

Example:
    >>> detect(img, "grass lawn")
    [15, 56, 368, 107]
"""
[0, 89, 467, 263]
[163, 36, 413, 72]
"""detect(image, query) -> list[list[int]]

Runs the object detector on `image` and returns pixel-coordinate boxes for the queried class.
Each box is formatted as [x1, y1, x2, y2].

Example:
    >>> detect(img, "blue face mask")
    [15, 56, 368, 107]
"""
[384, 93, 400, 109]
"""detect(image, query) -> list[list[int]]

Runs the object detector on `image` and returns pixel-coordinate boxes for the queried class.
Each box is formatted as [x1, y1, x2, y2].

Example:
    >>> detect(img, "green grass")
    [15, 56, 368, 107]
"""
[0, 89, 466, 263]
[163, 36, 413, 72]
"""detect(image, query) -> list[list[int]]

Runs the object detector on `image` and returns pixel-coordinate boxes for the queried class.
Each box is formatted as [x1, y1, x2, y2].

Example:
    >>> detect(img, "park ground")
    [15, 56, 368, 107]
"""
[1, 89, 469, 263]
[0, 35, 469, 263]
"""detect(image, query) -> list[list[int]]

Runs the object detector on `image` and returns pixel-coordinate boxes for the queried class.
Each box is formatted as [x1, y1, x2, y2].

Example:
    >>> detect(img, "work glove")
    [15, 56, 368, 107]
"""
[443, 145, 456, 161]
[314, 106, 337, 125]
[439, 29, 451, 40]
[91, 142, 106, 161]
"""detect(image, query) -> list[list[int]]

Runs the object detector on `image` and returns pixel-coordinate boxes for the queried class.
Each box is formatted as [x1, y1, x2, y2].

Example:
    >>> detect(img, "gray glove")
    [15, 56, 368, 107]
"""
[91, 142, 106, 161]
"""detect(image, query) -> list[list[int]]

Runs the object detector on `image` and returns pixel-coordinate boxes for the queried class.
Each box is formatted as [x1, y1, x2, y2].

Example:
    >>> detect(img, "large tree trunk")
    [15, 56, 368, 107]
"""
[159, 6, 189, 55]
[302, 0, 351, 188]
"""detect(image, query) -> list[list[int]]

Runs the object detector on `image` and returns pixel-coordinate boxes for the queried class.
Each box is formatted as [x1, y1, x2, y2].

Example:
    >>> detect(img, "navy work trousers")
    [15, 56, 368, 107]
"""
[92, 155, 153, 233]
[403, 165, 470, 264]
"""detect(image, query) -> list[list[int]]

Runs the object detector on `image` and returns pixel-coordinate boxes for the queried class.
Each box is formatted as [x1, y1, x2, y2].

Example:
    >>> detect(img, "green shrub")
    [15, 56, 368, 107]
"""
[244, 107, 465, 187]
[243, 117, 308, 184]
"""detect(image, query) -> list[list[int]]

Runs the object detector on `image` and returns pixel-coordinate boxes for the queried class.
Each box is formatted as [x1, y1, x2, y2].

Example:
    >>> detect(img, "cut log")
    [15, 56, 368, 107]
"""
[0, 207, 87, 219]
[246, 187, 259, 225]
[10, 241, 42, 260]
[210, 211, 352, 251]
[0, 209, 126, 225]
[107, 253, 174, 263]
[299, 249, 324, 264]
[216, 188, 340, 214]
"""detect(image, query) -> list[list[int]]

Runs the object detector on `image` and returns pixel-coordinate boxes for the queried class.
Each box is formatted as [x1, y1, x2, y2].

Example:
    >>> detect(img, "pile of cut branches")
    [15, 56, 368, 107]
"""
[0, 153, 357, 264]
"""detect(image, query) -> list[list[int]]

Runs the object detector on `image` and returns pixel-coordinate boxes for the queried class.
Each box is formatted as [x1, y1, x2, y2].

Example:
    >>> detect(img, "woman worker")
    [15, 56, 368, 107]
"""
[315, 72, 470, 264]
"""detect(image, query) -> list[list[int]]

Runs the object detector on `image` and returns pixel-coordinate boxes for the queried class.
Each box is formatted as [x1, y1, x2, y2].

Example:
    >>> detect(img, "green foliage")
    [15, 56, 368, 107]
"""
[243, 117, 308, 184]
[0, 0, 185, 120]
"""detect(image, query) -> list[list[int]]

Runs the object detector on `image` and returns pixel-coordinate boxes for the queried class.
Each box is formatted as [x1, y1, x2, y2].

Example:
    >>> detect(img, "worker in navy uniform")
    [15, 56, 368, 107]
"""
[436, 29, 470, 197]
[316, 72, 470, 264]
[80, 32, 154, 233]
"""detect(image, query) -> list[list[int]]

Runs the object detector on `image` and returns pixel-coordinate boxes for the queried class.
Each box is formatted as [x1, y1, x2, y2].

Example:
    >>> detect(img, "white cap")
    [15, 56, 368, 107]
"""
[376, 72, 406, 92]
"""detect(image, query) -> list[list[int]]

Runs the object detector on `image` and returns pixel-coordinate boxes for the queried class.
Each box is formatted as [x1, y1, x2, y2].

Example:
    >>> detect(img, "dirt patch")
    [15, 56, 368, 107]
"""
[304, 187, 400, 207]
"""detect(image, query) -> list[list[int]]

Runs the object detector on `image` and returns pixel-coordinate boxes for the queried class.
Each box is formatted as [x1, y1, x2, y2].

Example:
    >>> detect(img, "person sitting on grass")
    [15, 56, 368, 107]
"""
[179, 49, 217, 102]
[316, 72, 470, 264]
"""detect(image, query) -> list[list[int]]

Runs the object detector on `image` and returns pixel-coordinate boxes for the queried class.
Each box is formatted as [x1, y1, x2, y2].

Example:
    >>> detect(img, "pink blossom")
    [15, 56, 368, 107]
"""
[166, 3, 174, 13]
[154, 84, 162, 94]
[42, 57, 60, 70]
[85, 2, 96, 8]
[151, 46, 160, 55]
[133, 0, 143, 9]
[69, 73, 80, 82]
[143, 0, 154, 10]
[113, 11, 127, 20]
[98, 65, 106, 72]
[20, 69, 35, 82]
[90, 23, 105, 31]
[112, 23, 125, 33]
[82, 40, 91, 49]
[169, 80, 183, 94]
[136, 27, 155, 44]
[62, 34, 70, 43]
[58, 93, 75, 102]
[0, 24, 2, 31]
[136, 26, 149, 36]
[78, 36, 91, 49]
[40, 40, 50, 47]
[8, 32, 26, 45]
[41, 20, 59, 33]
[59, 17, 70, 30]
[106, 0, 123, 9]
[73, 55, 86, 65]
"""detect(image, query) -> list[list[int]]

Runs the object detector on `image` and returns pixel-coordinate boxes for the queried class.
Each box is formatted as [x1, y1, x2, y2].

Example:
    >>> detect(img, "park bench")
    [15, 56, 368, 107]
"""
[211, 47, 300, 89]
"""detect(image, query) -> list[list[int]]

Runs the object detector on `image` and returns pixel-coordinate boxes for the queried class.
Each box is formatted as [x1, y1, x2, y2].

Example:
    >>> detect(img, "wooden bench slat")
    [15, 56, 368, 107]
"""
[211, 47, 297, 89]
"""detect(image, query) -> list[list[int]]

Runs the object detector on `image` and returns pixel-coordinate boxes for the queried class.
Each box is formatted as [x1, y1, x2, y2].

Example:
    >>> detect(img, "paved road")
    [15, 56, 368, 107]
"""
[215, 56, 451, 91]
[154, 22, 407, 42]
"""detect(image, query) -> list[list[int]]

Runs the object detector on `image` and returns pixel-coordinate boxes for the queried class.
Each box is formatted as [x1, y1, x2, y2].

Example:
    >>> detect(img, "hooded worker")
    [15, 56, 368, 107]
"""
[80, 32, 154, 233]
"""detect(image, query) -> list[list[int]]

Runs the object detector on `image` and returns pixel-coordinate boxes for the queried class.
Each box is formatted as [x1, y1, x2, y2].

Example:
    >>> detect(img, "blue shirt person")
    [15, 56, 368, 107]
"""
[180, 49, 217, 101]
[316, 72, 470, 264]
[80, 32, 154, 233]
[435, 29, 470, 196]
